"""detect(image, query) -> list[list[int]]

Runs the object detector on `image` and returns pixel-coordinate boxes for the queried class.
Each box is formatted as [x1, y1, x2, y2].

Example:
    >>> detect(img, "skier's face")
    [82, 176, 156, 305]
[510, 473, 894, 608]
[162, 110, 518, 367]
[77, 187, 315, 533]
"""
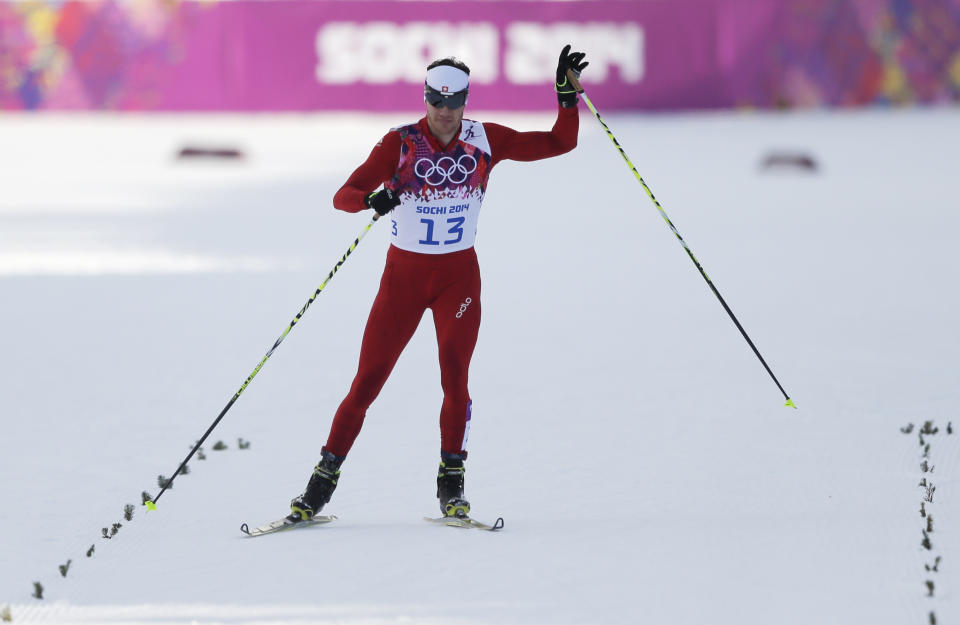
[425, 99, 464, 143]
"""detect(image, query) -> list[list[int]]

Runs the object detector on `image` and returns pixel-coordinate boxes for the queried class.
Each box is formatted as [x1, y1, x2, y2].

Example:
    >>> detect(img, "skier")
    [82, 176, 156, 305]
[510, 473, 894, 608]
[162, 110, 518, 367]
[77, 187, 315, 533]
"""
[290, 45, 589, 521]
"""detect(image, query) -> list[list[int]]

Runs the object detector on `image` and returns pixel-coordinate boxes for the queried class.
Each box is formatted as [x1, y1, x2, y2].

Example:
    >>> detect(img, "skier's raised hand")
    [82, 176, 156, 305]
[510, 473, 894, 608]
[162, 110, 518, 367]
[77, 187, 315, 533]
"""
[556, 44, 588, 107]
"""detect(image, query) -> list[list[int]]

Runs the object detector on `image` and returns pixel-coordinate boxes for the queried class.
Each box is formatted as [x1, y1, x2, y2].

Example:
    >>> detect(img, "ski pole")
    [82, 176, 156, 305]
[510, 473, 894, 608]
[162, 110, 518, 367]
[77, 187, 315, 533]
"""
[148, 213, 382, 509]
[566, 69, 796, 409]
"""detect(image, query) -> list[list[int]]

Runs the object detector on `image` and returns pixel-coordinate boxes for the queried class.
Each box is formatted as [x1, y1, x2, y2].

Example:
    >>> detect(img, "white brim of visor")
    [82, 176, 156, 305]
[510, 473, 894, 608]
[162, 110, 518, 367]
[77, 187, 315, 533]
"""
[425, 65, 469, 94]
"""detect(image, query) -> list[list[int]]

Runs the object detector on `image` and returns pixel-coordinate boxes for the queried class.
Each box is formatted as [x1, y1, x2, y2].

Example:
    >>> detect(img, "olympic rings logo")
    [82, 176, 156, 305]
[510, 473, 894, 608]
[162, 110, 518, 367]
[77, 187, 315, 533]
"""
[414, 154, 477, 185]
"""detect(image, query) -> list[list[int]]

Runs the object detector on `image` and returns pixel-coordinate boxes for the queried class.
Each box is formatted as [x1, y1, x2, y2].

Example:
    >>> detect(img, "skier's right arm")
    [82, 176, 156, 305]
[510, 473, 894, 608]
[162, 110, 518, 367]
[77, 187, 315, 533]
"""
[333, 131, 402, 213]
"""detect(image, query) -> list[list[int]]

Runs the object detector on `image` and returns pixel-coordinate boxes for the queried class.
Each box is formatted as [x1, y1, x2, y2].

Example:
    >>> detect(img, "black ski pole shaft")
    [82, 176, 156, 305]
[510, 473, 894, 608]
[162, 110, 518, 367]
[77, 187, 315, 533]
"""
[567, 69, 795, 408]
[148, 214, 381, 509]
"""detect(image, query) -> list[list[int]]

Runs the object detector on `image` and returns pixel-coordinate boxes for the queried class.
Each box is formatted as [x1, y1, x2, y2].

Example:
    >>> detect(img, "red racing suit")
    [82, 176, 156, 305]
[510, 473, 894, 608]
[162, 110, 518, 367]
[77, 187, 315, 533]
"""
[324, 105, 578, 458]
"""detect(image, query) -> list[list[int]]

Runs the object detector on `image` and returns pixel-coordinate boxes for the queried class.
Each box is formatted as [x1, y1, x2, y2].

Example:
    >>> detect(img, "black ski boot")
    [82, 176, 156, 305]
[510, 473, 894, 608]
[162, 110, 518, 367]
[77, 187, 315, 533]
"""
[437, 457, 470, 518]
[290, 449, 344, 521]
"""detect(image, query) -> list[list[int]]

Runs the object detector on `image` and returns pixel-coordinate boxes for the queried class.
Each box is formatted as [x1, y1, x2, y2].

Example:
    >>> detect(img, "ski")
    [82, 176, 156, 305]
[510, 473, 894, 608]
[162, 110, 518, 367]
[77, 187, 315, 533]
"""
[424, 515, 504, 531]
[241, 513, 500, 535]
[240, 514, 336, 537]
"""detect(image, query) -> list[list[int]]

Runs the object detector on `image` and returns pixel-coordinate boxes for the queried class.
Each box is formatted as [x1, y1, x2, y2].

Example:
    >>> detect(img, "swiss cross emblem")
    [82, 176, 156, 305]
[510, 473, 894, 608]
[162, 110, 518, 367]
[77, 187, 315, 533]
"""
[442, 86, 449, 93]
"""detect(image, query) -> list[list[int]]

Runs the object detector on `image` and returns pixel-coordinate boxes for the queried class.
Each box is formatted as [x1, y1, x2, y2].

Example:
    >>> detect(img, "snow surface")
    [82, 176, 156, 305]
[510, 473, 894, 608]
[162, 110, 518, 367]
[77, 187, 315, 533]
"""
[0, 108, 958, 624]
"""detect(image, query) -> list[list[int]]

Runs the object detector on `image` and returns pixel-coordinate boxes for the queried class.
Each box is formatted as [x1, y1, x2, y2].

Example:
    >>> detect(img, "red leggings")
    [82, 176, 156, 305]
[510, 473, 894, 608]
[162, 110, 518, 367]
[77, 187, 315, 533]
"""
[324, 245, 481, 458]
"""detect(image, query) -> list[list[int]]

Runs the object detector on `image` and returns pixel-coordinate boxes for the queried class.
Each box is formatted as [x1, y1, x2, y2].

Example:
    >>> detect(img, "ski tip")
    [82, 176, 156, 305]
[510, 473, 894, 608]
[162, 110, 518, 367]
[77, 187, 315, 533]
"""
[784, 398, 798, 409]
[145, 500, 157, 511]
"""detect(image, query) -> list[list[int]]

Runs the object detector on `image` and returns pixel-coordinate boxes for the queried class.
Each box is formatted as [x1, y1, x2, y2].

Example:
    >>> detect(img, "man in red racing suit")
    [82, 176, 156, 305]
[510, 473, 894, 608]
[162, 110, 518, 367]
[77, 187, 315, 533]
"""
[290, 46, 589, 522]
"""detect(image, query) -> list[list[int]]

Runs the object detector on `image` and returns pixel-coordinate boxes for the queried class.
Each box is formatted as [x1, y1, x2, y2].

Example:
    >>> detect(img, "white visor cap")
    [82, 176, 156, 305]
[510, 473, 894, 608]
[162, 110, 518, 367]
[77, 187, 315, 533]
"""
[425, 65, 469, 94]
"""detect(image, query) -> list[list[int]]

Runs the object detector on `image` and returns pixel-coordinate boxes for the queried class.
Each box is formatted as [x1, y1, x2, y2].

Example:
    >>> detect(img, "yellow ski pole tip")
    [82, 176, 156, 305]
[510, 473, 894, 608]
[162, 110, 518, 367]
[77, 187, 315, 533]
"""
[145, 501, 157, 511]
[785, 399, 797, 409]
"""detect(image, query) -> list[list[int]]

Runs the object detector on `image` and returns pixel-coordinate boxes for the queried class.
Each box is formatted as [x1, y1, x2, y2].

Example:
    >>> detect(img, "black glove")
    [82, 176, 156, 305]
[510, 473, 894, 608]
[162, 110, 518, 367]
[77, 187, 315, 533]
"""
[556, 44, 588, 108]
[364, 188, 401, 216]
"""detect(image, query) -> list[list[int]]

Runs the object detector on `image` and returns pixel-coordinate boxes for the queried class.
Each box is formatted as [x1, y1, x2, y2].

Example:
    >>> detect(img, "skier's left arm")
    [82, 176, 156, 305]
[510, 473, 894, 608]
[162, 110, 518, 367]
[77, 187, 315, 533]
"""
[485, 107, 578, 166]
[485, 45, 588, 166]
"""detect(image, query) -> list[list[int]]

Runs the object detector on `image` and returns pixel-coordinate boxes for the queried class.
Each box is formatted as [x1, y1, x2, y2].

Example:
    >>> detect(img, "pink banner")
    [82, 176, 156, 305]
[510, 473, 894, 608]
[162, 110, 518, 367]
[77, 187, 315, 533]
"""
[166, 1, 682, 111]
[2, 0, 959, 111]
